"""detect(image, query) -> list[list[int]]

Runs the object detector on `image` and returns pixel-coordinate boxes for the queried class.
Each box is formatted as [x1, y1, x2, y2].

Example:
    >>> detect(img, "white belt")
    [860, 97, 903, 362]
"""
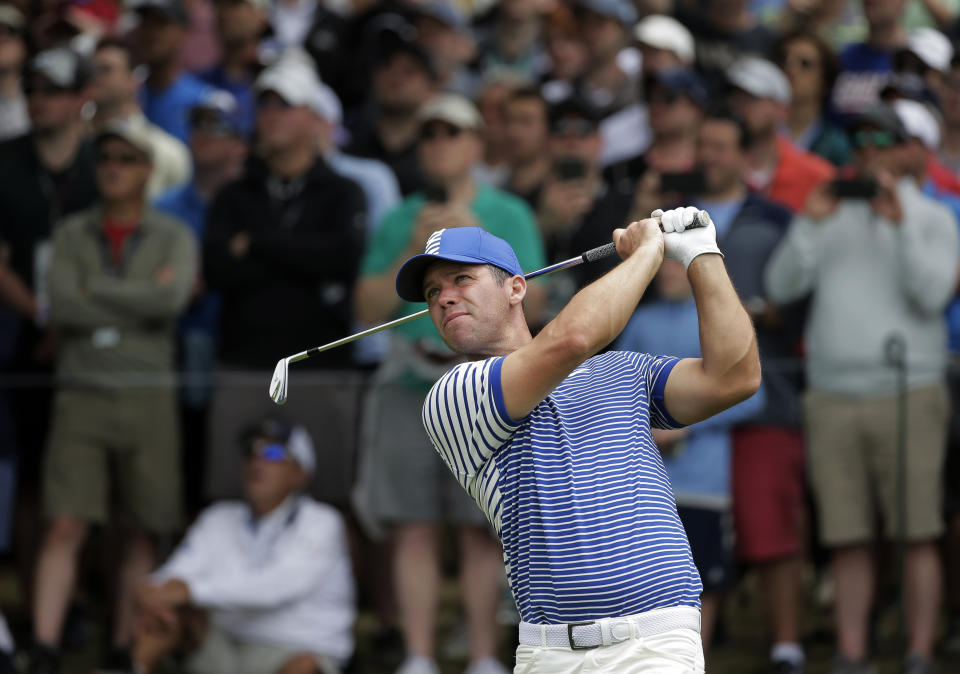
[518, 606, 701, 651]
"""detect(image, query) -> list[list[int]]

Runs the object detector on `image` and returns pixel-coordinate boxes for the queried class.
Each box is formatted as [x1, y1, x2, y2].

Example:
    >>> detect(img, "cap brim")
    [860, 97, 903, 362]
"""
[395, 252, 494, 302]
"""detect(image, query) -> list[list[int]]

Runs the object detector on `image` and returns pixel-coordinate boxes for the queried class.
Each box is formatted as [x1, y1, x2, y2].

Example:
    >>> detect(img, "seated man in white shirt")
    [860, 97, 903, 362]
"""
[130, 418, 355, 674]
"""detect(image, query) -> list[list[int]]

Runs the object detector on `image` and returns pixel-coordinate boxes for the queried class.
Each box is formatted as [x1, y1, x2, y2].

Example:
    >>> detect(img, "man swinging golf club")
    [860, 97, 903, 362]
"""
[396, 207, 761, 672]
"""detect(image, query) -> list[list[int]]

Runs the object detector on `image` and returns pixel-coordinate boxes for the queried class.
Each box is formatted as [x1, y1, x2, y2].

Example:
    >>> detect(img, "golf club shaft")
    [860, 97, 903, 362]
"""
[285, 211, 709, 364]
[286, 242, 617, 364]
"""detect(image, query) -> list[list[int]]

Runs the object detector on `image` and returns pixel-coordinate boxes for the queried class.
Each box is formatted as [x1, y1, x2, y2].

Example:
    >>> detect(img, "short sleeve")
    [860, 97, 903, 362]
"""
[644, 355, 685, 430]
[421, 357, 521, 487]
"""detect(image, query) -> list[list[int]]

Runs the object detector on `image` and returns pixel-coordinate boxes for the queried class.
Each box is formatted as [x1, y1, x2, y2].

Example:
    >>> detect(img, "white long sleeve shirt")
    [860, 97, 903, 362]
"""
[152, 496, 355, 663]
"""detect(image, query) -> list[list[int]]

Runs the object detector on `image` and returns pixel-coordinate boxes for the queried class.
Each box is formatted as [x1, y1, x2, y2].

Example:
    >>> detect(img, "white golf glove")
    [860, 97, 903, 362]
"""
[652, 207, 723, 269]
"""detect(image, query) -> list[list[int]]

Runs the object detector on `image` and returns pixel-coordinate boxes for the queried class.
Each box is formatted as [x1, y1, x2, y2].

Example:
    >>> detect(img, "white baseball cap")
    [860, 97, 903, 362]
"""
[727, 56, 791, 104]
[892, 98, 941, 150]
[255, 48, 328, 117]
[905, 27, 953, 73]
[418, 93, 483, 130]
[634, 15, 695, 66]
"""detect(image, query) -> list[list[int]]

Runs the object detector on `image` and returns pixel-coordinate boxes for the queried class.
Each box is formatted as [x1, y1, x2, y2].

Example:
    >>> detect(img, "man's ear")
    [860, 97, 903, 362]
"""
[509, 275, 527, 306]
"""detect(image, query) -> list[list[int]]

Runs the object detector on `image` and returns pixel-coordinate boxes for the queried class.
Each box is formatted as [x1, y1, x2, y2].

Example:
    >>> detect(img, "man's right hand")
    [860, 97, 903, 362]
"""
[612, 218, 664, 262]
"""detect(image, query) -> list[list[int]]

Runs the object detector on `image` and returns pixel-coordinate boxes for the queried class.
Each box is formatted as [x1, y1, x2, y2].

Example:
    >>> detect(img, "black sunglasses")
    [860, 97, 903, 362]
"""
[851, 130, 897, 149]
[420, 123, 462, 141]
[24, 82, 71, 97]
[551, 118, 595, 137]
[96, 151, 148, 166]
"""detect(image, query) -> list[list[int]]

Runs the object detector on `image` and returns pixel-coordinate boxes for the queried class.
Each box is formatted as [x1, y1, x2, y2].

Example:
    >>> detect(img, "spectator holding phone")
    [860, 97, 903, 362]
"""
[765, 102, 959, 674]
[536, 97, 635, 302]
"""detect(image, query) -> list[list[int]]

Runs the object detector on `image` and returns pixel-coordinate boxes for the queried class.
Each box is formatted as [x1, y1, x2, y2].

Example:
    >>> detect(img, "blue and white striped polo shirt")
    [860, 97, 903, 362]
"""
[422, 350, 702, 625]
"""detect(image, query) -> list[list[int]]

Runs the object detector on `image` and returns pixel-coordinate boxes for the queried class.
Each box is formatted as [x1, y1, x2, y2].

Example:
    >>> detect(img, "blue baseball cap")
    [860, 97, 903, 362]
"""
[395, 227, 523, 302]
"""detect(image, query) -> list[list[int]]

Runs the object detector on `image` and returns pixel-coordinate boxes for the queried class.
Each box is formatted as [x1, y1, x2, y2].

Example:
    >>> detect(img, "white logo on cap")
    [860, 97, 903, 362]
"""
[425, 229, 445, 254]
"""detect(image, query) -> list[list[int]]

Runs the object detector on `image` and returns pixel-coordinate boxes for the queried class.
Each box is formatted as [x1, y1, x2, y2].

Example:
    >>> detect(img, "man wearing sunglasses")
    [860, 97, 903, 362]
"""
[28, 118, 197, 674]
[132, 418, 355, 674]
[766, 103, 959, 674]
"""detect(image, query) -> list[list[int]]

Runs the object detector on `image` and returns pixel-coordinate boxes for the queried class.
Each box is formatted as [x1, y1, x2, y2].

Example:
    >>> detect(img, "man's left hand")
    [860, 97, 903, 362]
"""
[654, 207, 723, 269]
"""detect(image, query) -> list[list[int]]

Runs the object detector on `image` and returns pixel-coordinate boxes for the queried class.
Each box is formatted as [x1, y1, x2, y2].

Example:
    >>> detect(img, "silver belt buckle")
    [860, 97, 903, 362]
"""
[567, 621, 598, 650]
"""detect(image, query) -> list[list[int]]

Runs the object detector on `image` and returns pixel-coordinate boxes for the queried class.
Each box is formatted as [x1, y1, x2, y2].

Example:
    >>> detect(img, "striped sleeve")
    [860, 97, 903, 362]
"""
[421, 357, 520, 489]
[642, 354, 685, 430]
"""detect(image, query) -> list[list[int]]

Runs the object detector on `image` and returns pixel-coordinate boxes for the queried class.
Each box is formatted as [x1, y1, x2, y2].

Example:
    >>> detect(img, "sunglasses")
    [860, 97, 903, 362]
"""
[257, 94, 292, 111]
[646, 89, 682, 105]
[248, 443, 291, 463]
[551, 118, 595, 137]
[852, 130, 897, 149]
[96, 151, 148, 166]
[24, 82, 71, 97]
[420, 123, 462, 141]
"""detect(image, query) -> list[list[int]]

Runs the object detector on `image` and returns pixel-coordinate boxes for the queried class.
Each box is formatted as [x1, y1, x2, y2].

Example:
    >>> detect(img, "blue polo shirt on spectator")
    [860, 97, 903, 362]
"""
[200, 67, 256, 137]
[141, 73, 218, 143]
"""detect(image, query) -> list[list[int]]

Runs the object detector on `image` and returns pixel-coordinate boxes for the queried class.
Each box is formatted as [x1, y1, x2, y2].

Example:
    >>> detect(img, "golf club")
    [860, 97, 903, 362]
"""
[269, 210, 711, 404]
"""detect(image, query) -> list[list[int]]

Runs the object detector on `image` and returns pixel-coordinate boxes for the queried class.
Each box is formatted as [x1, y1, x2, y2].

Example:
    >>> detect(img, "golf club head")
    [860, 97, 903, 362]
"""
[269, 357, 289, 405]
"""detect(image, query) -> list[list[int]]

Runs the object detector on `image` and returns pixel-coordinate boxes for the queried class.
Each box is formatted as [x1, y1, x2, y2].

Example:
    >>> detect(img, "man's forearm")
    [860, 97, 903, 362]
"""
[688, 254, 760, 386]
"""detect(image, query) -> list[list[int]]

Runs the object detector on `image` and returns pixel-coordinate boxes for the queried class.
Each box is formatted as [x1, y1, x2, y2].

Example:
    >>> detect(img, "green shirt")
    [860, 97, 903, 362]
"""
[360, 184, 546, 344]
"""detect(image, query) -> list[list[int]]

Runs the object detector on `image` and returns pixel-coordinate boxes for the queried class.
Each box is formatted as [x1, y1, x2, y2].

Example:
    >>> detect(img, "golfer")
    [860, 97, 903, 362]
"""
[394, 207, 761, 672]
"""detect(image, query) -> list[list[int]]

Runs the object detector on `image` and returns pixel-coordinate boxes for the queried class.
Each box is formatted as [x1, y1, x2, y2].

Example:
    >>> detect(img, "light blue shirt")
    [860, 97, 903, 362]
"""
[617, 298, 765, 507]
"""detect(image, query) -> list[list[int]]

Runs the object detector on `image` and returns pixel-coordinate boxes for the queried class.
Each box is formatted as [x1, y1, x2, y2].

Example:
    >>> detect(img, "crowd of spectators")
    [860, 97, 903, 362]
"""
[0, 0, 959, 673]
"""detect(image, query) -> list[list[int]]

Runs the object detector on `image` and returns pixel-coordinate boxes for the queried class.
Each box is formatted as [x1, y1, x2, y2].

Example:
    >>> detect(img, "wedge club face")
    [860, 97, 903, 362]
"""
[269, 357, 289, 405]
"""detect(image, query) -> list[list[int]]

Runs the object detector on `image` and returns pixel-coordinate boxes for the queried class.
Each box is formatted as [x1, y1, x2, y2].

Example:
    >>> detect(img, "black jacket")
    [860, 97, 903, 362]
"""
[204, 156, 367, 369]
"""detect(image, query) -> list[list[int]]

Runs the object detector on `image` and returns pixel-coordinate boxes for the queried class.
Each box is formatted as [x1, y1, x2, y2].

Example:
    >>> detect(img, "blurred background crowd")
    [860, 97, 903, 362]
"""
[0, 0, 959, 673]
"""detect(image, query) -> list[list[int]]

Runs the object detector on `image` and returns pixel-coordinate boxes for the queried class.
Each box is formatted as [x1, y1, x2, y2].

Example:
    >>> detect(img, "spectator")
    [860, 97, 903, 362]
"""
[830, 0, 909, 120]
[179, 0, 221, 73]
[199, 0, 270, 138]
[346, 34, 439, 196]
[938, 54, 960, 173]
[473, 74, 521, 187]
[133, 0, 218, 143]
[30, 119, 196, 674]
[536, 97, 634, 299]
[765, 103, 959, 674]
[0, 48, 98, 579]
[566, 0, 638, 121]
[609, 67, 705, 192]
[893, 27, 954, 94]
[597, 14, 696, 168]
[892, 98, 960, 218]
[690, 107, 808, 674]
[473, 0, 549, 85]
[410, 1, 478, 97]
[131, 418, 355, 674]
[675, 0, 778, 77]
[539, 2, 588, 89]
[351, 93, 546, 674]
[90, 38, 191, 199]
[204, 49, 365, 371]
[774, 30, 853, 167]
[615, 258, 765, 654]
[726, 56, 835, 213]
[0, 4, 27, 141]
[155, 91, 248, 513]
[503, 86, 551, 206]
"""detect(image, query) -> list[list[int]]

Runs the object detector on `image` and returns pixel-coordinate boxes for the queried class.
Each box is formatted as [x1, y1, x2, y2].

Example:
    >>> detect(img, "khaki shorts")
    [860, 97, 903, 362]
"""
[803, 385, 948, 547]
[352, 381, 488, 527]
[186, 624, 339, 674]
[43, 388, 181, 532]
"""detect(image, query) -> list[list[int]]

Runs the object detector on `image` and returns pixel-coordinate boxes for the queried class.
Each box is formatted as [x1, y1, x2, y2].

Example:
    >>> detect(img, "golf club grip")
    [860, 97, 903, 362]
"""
[580, 210, 710, 264]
